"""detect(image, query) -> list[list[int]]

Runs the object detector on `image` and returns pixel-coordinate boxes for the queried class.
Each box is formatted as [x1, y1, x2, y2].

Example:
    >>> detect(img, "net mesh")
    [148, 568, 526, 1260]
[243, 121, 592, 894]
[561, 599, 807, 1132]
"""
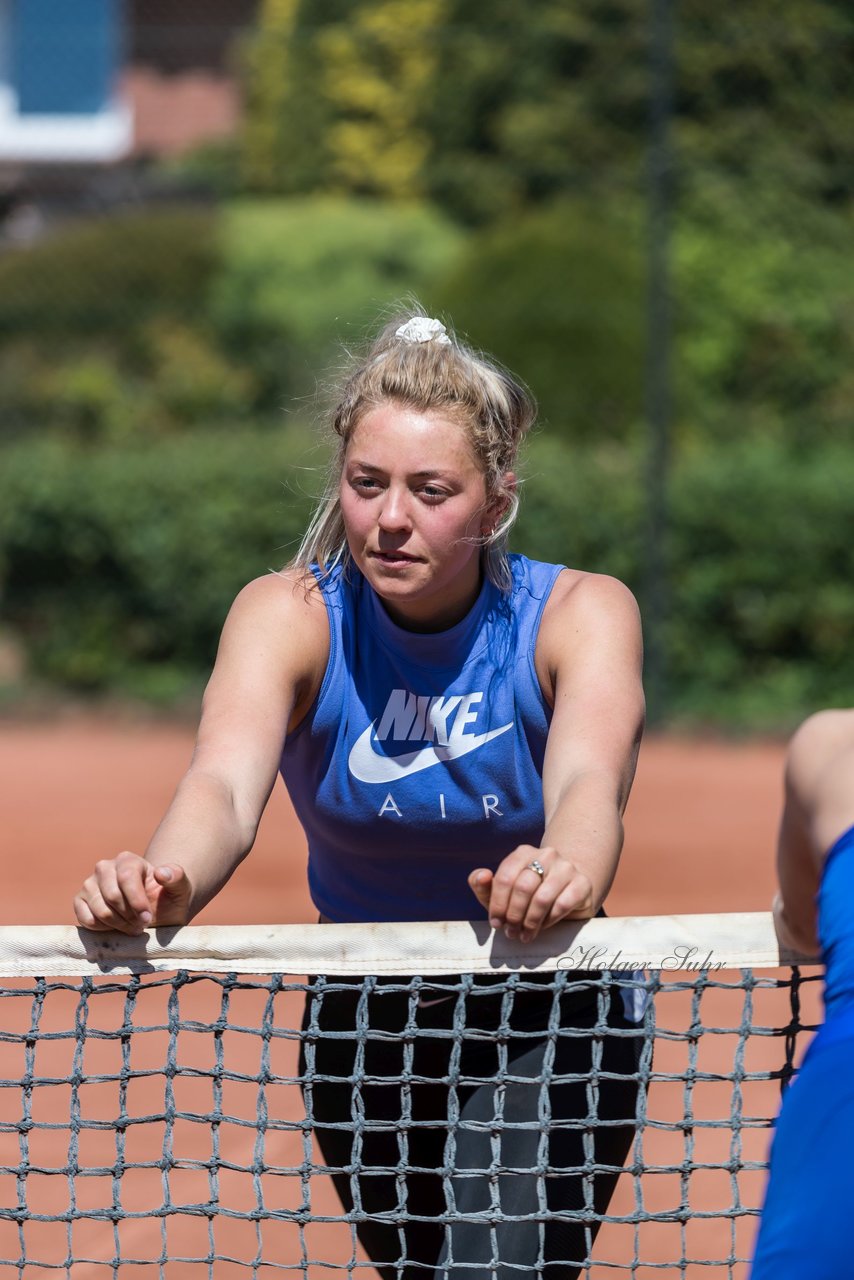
[0, 917, 820, 1279]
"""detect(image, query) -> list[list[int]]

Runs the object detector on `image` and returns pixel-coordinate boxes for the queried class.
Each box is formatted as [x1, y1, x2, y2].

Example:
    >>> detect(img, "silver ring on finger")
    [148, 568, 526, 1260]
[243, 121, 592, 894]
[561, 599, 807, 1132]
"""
[527, 859, 546, 881]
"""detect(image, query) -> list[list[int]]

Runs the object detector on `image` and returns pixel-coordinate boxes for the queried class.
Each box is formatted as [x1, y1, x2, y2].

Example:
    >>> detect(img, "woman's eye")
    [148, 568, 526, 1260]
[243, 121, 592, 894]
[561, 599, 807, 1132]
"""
[353, 477, 381, 493]
[420, 486, 447, 501]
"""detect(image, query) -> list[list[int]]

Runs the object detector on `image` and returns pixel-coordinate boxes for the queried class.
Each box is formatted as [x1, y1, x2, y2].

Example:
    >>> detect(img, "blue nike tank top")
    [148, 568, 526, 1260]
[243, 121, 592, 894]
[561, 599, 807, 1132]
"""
[279, 555, 565, 923]
[817, 824, 854, 1022]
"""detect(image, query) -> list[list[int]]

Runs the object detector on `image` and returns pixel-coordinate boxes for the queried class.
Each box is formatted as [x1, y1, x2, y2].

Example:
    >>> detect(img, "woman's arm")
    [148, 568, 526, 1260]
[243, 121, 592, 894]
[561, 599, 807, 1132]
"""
[73, 572, 328, 934]
[469, 572, 645, 942]
[773, 709, 854, 955]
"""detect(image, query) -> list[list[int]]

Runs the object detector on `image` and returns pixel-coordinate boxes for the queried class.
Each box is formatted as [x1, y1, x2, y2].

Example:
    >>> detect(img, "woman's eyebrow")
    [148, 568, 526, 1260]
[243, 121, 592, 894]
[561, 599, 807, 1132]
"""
[346, 459, 383, 473]
[348, 460, 453, 480]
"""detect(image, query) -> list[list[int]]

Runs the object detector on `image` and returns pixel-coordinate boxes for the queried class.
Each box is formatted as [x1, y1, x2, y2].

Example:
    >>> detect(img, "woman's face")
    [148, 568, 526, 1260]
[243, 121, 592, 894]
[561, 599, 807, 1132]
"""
[340, 402, 498, 631]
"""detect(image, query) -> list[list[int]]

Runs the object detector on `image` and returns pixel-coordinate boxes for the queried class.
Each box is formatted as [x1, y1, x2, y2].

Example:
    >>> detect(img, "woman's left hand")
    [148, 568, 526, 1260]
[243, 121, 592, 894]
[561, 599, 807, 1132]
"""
[468, 572, 644, 946]
[468, 845, 594, 944]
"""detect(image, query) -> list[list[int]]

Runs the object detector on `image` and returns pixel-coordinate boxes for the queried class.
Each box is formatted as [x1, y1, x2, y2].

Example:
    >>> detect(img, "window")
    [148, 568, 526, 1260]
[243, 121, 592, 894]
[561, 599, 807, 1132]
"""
[0, 0, 131, 161]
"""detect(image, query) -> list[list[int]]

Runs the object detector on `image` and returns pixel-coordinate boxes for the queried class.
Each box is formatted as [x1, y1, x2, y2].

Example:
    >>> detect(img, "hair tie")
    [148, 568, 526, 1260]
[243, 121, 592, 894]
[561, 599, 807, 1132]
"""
[394, 317, 451, 346]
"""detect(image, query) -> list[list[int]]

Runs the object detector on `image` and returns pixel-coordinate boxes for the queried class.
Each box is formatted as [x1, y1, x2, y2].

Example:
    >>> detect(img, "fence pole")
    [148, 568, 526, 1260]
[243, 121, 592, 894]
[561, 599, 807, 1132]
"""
[643, 0, 674, 722]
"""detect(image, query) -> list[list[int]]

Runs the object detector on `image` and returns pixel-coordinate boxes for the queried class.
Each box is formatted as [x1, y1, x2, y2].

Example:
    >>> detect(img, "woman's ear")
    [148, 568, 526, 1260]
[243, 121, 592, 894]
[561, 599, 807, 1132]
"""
[482, 472, 517, 536]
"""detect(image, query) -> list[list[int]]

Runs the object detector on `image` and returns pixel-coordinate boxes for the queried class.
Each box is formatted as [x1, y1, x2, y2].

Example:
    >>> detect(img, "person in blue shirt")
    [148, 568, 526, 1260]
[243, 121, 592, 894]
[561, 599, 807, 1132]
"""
[752, 708, 854, 1279]
[74, 309, 647, 1278]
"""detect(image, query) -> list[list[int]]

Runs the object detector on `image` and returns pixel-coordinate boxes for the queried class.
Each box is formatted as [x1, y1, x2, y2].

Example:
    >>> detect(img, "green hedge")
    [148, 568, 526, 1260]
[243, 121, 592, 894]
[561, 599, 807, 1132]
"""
[0, 197, 465, 438]
[664, 441, 853, 725]
[516, 438, 853, 728]
[0, 431, 849, 728]
[0, 429, 318, 699]
[435, 202, 645, 444]
[210, 196, 465, 407]
[0, 208, 218, 337]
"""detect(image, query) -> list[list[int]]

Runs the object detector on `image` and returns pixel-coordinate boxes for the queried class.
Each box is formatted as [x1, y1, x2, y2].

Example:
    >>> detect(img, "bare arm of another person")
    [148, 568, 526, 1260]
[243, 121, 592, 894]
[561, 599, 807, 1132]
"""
[773, 708, 854, 956]
[469, 573, 645, 942]
[73, 573, 328, 934]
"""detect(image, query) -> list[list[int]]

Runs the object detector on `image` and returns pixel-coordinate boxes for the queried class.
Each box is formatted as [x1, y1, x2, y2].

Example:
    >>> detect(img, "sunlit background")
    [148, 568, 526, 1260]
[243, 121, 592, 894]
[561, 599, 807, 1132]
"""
[0, 18, 843, 1274]
[0, 0, 851, 731]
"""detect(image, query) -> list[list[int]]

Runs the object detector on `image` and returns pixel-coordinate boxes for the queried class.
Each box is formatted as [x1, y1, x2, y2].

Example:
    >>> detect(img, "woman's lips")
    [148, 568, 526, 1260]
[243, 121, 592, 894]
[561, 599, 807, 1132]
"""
[370, 550, 421, 565]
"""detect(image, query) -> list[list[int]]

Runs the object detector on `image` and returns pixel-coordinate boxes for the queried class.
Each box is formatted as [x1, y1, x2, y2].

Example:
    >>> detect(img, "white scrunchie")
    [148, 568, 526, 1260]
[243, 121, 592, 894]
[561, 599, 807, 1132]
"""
[395, 316, 451, 345]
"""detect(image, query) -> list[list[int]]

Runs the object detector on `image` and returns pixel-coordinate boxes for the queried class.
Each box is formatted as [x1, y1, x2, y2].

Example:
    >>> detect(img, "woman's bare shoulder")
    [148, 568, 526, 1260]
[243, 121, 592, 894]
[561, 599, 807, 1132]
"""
[232, 568, 330, 621]
[788, 708, 854, 773]
[534, 568, 642, 701]
[191, 570, 332, 742]
[786, 709, 854, 848]
[540, 568, 641, 636]
[219, 569, 331, 682]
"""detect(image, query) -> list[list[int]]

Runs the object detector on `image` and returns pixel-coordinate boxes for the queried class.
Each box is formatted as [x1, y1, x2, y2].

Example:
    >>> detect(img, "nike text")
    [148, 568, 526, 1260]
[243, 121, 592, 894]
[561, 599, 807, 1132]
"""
[348, 687, 514, 784]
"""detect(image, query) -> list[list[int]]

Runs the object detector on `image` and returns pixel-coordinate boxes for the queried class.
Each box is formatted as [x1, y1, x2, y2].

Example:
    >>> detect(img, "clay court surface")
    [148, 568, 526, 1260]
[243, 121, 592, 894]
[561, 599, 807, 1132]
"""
[0, 720, 816, 1277]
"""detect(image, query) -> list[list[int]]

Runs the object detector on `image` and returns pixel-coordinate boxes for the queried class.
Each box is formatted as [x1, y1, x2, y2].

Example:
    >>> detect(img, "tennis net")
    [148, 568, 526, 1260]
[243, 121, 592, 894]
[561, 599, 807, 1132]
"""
[0, 914, 820, 1279]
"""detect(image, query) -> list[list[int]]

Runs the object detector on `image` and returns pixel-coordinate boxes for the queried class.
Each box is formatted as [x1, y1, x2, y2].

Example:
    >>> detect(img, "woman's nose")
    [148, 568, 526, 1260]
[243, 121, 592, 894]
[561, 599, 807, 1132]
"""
[377, 488, 411, 532]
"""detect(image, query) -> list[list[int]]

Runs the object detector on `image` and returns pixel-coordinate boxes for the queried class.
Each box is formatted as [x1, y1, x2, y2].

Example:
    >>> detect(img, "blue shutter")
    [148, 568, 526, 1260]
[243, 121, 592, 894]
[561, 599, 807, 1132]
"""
[0, 3, 10, 89]
[12, 0, 121, 116]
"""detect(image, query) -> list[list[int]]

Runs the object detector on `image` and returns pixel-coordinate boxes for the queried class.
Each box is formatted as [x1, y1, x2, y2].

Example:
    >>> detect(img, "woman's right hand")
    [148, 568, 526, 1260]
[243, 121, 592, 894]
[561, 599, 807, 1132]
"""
[71, 573, 328, 937]
[73, 851, 192, 934]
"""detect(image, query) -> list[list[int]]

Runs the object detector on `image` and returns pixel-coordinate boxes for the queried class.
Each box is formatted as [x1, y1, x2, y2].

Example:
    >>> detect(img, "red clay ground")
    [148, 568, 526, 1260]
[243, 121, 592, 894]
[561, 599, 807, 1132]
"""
[0, 720, 805, 1278]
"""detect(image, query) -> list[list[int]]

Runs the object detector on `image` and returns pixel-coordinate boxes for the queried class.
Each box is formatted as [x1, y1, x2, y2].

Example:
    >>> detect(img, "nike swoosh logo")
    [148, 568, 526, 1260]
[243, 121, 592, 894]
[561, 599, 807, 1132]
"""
[348, 720, 514, 783]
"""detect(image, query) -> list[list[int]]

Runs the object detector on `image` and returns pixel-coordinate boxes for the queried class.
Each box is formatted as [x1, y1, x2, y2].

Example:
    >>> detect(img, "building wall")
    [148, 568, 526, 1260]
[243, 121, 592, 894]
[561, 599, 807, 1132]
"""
[123, 66, 241, 158]
[125, 0, 260, 157]
[128, 0, 260, 76]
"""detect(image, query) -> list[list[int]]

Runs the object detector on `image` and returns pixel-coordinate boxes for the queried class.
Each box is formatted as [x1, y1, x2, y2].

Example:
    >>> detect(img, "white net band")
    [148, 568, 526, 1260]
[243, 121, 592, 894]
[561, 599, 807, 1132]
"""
[0, 912, 818, 977]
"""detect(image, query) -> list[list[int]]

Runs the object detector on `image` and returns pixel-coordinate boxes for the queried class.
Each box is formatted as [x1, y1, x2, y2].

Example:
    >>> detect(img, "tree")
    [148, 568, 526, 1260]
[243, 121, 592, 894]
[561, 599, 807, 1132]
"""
[240, 0, 446, 197]
[239, 0, 303, 192]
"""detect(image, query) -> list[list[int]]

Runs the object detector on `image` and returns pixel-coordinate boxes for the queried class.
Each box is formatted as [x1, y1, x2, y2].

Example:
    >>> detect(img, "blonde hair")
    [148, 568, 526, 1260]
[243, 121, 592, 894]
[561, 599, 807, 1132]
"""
[292, 307, 536, 592]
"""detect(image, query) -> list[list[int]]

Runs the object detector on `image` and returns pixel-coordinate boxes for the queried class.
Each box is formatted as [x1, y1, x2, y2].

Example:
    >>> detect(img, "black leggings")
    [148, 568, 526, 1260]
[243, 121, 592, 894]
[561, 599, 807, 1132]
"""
[299, 975, 645, 1280]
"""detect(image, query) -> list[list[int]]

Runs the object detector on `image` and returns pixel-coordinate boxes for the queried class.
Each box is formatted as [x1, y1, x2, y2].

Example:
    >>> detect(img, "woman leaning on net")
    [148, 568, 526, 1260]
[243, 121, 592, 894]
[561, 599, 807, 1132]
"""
[751, 709, 854, 1280]
[73, 308, 647, 1279]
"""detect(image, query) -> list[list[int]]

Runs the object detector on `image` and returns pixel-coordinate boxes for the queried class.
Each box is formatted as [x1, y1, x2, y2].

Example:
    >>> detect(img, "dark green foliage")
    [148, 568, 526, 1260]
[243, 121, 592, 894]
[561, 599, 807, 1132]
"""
[0, 429, 319, 697]
[516, 437, 853, 729]
[210, 197, 464, 408]
[0, 207, 251, 442]
[675, 195, 854, 444]
[0, 328, 257, 444]
[437, 203, 645, 443]
[664, 440, 854, 726]
[0, 208, 218, 337]
[675, 1, 854, 209]
[154, 139, 244, 199]
[240, 0, 338, 196]
[420, 0, 854, 225]
[423, 0, 648, 224]
[0, 198, 463, 438]
[229, 0, 854, 453]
